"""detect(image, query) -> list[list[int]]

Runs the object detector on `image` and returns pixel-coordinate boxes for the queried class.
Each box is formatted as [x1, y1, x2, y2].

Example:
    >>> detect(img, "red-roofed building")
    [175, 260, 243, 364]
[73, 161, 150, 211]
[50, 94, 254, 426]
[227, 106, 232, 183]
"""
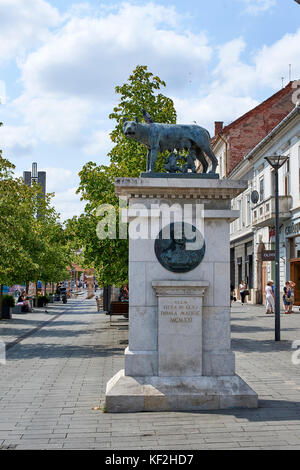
[212, 82, 297, 177]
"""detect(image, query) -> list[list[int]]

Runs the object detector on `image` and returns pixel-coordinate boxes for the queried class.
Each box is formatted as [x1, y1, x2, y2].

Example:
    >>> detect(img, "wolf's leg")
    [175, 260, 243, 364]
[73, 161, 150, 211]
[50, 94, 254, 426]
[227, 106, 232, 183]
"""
[150, 147, 159, 172]
[204, 146, 218, 174]
[146, 150, 151, 172]
[196, 149, 208, 173]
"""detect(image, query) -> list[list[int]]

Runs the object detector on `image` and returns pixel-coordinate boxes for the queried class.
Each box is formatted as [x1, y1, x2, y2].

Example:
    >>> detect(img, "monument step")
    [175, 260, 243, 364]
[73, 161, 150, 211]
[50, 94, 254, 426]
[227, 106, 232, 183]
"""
[106, 369, 258, 413]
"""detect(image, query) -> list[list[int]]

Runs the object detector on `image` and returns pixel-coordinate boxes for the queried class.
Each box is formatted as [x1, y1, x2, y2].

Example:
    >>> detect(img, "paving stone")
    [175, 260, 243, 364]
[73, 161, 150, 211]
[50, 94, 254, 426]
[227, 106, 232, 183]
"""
[1, 299, 300, 450]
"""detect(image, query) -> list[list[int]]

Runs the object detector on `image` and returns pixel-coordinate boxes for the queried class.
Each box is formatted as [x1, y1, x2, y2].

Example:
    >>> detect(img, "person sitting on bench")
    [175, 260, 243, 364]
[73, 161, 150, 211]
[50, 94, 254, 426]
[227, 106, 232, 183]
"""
[17, 291, 32, 313]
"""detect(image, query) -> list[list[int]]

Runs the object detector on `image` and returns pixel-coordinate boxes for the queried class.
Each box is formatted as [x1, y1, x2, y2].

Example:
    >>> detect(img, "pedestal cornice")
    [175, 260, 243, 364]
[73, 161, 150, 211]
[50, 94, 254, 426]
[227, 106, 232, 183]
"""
[115, 177, 248, 200]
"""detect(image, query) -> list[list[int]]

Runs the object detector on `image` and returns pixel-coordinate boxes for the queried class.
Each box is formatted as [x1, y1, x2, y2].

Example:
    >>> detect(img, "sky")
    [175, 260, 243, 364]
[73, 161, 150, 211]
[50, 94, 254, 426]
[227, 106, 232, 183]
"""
[1, 0, 300, 221]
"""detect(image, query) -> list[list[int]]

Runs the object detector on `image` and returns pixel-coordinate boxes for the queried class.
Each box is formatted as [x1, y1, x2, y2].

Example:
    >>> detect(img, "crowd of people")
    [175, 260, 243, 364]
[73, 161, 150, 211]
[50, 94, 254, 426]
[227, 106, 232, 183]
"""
[231, 279, 297, 314]
[265, 279, 296, 314]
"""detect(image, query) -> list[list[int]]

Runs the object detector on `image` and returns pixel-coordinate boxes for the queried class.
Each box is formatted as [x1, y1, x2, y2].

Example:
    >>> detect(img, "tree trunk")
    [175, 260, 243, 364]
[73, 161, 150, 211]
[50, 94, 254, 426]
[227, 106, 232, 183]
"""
[44, 282, 47, 296]
[0, 284, 3, 320]
[26, 282, 29, 295]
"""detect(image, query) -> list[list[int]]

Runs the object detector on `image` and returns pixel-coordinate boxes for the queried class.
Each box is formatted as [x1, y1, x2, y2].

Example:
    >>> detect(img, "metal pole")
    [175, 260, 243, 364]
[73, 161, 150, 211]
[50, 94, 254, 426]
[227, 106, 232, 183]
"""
[275, 169, 281, 341]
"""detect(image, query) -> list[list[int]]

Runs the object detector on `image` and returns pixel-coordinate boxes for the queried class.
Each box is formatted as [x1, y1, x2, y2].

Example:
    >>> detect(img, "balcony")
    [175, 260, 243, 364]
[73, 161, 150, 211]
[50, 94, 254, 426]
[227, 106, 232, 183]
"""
[252, 195, 292, 228]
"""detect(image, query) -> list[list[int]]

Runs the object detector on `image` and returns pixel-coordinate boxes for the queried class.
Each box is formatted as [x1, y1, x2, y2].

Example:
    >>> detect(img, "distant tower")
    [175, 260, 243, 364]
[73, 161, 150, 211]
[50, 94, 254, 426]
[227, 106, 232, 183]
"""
[23, 162, 46, 198]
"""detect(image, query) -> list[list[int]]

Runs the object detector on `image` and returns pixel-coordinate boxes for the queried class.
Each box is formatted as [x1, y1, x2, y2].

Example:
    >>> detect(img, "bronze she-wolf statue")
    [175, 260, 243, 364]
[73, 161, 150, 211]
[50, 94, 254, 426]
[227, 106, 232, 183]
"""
[123, 110, 218, 174]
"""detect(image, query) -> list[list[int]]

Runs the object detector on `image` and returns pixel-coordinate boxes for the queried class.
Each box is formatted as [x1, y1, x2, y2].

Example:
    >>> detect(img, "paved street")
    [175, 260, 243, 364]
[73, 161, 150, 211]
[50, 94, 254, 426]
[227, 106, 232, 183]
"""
[1, 297, 300, 450]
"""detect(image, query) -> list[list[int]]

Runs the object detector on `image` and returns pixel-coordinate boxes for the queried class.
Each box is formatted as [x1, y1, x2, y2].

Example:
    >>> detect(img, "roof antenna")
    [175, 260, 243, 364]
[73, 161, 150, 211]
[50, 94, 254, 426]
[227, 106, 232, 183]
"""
[281, 77, 285, 89]
[289, 64, 292, 82]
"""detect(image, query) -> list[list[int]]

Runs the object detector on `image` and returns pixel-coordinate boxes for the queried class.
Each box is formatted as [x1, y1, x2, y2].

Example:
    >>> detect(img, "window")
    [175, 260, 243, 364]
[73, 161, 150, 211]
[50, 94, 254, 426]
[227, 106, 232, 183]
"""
[285, 158, 290, 196]
[247, 195, 251, 226]
[299, 147, 300, 197]
[271, 170, 275, 197]
[238, 200, 242, 230]
[259, 177, 264, 202]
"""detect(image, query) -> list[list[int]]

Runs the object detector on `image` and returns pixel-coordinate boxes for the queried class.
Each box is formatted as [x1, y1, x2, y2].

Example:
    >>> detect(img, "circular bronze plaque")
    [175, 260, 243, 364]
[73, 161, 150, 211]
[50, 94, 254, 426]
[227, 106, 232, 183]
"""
[154, 222, 205, 273]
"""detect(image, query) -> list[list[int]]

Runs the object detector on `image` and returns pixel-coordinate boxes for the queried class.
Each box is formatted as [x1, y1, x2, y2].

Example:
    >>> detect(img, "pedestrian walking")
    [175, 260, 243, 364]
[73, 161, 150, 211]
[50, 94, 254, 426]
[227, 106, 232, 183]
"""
[283, 281, 291, 314]
[270, 280, 275, 313]
[289, 281, 296, 314]
[265, 281, 275, 314]
[230, 283, 236, 307]
[239, 281, 246, 305]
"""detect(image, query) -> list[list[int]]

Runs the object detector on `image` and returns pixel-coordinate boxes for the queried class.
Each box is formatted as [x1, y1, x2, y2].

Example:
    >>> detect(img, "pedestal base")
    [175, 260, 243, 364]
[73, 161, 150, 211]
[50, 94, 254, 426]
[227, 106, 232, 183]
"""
[106, 370, 258, 412]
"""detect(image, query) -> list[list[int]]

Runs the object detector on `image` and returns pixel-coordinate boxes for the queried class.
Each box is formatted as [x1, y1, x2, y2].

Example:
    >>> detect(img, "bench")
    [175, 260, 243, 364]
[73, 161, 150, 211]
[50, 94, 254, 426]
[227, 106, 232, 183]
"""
[12, 305, 31, 314]
[107, 301, 129, 324]
[12, 305, 23, 314]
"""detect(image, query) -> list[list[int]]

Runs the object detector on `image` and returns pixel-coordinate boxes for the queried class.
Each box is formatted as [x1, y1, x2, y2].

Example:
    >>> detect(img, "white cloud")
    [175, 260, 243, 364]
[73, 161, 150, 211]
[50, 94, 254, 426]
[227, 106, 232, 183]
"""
[14, 94, 92, 144]
[83, 129, 112, 157]
[42, 167, 78, 192]
[172, 37, 259, 133]
[0, 81, 6, 105]
[13, 2, 212, 150]
[53, 187, 85, 221]
[212, 38, 258, 95]
[18, 3, 212, 100]
[255, 29, 300, 88]
[238, 0, 276, 15]
[0, 125, 37, 158]
[0, 0, 60, 63]
[174, 94, 258, 134]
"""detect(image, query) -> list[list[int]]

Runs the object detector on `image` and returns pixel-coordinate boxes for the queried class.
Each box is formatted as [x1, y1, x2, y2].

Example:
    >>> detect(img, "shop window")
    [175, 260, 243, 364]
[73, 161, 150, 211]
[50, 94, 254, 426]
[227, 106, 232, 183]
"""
[290, 236, 300, 259]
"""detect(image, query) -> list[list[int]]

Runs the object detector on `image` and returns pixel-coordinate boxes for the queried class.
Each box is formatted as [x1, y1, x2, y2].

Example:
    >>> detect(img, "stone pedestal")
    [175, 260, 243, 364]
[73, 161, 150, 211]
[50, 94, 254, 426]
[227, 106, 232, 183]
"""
[105, 177, 258, 412]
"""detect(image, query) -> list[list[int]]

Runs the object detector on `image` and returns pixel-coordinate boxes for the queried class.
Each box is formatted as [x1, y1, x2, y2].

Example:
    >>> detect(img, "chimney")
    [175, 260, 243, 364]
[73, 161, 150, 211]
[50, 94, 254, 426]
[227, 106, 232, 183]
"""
[214, 121, 223, 136]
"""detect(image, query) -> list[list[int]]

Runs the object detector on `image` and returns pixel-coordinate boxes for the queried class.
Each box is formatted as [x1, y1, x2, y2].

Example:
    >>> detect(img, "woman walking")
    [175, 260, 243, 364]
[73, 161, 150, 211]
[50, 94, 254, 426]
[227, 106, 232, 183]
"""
[283, 281, 291, 314]
[265, 281, 275, 314]
[239, 281, 246, 305]
[289, 281, 295, 314]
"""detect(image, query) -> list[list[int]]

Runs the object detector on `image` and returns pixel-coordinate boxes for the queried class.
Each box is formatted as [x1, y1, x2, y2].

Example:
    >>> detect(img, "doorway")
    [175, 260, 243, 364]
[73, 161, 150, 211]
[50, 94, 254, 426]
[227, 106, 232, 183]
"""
[262, 263, 267, 305]
[290, 260, 300, 306]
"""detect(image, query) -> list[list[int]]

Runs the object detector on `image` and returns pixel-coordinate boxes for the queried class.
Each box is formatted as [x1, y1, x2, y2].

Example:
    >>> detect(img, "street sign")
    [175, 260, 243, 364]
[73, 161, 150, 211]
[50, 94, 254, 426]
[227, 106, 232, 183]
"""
[262, 250, 275, 261]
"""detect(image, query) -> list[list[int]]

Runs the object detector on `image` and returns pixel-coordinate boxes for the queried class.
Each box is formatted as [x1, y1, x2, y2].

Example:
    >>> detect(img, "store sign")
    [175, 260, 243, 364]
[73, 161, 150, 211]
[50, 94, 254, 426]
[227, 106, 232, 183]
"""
[262, 250, 275, 261]
[269, 228, 275, 241]
[286, 222, 300, 236]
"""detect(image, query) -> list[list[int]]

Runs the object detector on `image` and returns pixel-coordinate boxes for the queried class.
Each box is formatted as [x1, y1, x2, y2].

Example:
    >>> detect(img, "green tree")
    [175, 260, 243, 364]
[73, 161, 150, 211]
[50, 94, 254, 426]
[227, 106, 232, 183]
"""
[0, 154, 39, 317]
[75, 65, 177, 286]
[24, 194, 72, 294]
[0, 147, 73, 317]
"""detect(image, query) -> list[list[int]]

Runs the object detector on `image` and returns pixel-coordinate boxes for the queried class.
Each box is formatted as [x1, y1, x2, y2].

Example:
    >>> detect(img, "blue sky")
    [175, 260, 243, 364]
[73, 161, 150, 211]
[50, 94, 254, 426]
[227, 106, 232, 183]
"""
[1, 0, 300, 220]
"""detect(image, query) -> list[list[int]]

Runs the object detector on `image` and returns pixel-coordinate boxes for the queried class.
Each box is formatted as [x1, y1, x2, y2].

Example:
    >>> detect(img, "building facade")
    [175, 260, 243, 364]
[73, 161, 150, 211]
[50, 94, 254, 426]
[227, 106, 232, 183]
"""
[212, 81, 297, 179]
[228, 105, 300, 305]
[23, 162, 46, 198]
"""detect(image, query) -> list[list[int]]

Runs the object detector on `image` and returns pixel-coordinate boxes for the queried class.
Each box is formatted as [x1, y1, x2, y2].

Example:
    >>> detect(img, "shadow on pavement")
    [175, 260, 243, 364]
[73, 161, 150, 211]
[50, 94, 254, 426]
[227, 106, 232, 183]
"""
[232, 337, 292, 352]
[231, 324, 297, 334]
[6, 342, 127, 359]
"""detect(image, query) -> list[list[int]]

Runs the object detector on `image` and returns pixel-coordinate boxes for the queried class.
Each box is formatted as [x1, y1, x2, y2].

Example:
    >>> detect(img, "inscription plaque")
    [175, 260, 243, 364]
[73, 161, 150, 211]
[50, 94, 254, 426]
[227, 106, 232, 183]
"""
[158, 296, 203, 377]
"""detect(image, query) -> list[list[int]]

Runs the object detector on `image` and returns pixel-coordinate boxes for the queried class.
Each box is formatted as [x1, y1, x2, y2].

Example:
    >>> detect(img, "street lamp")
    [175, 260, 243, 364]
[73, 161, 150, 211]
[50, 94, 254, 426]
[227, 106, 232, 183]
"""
[264, 155, 289, 341]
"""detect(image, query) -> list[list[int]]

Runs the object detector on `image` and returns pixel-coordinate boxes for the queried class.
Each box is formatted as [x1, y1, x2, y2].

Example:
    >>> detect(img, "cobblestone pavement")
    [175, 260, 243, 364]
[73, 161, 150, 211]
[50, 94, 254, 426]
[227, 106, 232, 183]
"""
[1, 298, 300, 450]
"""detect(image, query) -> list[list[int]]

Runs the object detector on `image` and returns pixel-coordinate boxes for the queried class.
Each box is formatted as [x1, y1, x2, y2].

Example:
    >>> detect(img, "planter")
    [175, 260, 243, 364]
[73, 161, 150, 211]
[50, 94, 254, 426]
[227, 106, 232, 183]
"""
[1, 306, 12, 319]
[37, 298, 45, 308]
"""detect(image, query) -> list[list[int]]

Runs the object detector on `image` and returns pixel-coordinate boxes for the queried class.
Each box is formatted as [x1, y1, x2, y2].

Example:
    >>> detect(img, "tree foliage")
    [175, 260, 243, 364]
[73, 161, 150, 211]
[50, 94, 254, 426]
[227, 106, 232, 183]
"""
[0, 149, 72, 318]
[74, 65, 177, 286]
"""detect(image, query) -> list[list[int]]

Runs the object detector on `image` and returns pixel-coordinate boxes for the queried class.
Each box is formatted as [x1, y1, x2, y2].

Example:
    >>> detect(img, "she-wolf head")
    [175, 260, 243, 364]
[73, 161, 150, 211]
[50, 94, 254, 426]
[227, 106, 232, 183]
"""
[123, 117, 139, 139]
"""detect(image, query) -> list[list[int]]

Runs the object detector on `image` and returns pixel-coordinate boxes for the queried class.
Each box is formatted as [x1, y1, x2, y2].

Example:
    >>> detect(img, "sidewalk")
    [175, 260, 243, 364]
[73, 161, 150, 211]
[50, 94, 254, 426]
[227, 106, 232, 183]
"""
[0, 299, 81, 345]
[0, 299, 300, 450]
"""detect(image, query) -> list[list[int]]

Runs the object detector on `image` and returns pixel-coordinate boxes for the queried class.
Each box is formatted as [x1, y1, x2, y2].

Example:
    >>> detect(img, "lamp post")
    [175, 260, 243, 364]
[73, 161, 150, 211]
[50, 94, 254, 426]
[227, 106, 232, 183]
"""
[264, 155, 289, 341]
